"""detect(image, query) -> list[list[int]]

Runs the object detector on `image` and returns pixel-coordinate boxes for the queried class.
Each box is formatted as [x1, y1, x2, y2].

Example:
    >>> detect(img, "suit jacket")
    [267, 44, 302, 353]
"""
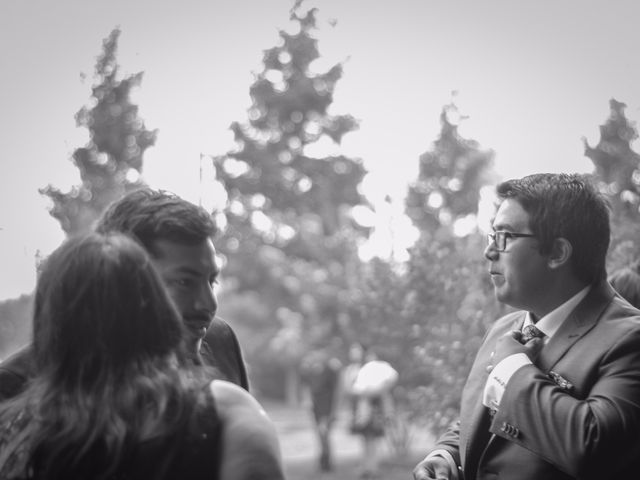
[432, 281, 640, 480]
[0, 317, 248, 401]
[200, 317, 249, 390]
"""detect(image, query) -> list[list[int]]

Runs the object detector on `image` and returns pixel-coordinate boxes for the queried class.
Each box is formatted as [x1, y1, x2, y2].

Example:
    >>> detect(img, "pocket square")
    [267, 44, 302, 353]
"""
[548, 371, 574, 391]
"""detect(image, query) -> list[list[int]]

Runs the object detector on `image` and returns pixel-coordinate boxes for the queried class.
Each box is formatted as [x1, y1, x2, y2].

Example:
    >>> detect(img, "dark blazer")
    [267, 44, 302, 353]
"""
[200, 317, 249, 390]
[0, 317, 248, 401]
[432, 281, 640, 480]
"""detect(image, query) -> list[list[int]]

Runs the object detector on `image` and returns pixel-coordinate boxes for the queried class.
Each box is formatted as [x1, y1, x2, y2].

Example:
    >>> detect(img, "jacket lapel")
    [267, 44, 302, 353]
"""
[538, 281, 614, 372]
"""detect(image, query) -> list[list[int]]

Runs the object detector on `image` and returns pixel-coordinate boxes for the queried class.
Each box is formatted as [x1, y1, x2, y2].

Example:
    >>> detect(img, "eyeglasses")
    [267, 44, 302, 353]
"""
[487, 231, 536, 252]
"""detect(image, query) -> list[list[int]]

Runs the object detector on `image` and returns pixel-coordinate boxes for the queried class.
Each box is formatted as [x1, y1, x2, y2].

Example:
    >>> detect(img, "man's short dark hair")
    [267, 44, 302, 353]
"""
[95, 188, 217, 256]
[496, 173, 610, 285]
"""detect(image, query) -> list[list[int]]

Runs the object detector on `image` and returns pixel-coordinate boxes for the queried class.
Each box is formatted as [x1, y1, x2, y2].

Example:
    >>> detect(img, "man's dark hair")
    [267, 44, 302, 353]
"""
[496, 173, 610, 285]
[95, 188, 217, 256]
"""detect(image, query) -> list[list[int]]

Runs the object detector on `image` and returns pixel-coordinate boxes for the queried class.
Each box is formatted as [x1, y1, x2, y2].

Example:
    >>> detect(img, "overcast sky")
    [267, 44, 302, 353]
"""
[2, 0, 640, 299]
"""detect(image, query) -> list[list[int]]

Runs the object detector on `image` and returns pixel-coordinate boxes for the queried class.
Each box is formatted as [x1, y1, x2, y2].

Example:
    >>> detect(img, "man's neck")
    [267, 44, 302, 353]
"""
[527, 284, 591, 340]
[532, 281, 590, 320]
[531, 277, 590, 319]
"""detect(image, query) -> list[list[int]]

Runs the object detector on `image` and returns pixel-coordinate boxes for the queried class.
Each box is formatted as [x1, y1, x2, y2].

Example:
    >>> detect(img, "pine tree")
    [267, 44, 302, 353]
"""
[584, 99, 640, 222]
[212, 4, 369, 401]
[40, 28, 157, 235]
[405, 100, 495, 234]
[584, 98, 640, 271]
[396, 101, 503, 434]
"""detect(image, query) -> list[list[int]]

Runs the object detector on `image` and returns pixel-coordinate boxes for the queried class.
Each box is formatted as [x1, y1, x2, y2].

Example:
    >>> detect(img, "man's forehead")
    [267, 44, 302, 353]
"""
[150, 238, 219, 270]
[492, 199, 530, 230]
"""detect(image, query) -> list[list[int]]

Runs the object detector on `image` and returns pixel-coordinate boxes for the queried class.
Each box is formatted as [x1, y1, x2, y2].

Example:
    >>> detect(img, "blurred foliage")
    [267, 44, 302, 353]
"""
[4, 4, 639, 450]
[0, 29, 156, 359]
[212, 4, 370, 402]
[40, 28, 156, 235]
[394, 234, 508, 434]
[406, 100, 496, 232]
[0, 294, 33, 361]
[584, 98, 640, 273]
[347, 108, 502, 436]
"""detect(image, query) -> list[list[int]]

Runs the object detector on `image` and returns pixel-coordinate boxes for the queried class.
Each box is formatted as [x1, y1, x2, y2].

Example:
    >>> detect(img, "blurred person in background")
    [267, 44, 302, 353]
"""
[0, 188, 248, 401]
[300, 349, 342, 472]
[345, 344, 397, 480]
[413, 173, 640, 480]
[0, 233, 283, 479]
[342, 342, 366, 414]
[608, 259, 640, 308]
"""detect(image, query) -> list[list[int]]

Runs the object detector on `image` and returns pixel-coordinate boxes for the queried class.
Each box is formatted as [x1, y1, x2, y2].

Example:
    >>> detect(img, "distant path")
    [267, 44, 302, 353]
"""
[261, 399, 435, 464]
[262, 399, 361, 462]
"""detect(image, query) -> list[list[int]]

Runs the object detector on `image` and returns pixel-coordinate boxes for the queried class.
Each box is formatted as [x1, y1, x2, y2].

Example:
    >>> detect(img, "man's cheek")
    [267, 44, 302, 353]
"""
[166, 290, 188, 313]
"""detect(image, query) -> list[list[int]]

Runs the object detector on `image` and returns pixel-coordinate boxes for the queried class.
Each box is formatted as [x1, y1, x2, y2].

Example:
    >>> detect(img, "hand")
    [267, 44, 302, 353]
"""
[413, 455, 452, 480]
[493, 330, 543, 365]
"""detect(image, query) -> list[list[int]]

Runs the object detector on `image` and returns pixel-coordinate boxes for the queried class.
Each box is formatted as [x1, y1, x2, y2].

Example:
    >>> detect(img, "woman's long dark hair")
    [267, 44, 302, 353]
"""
[0, 233, 213, 479]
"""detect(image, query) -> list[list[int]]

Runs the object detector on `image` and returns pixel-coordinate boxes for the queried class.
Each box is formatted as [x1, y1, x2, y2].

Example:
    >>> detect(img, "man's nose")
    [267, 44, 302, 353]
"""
[484, 242, 498, 261]
[195, 283, 217, 314]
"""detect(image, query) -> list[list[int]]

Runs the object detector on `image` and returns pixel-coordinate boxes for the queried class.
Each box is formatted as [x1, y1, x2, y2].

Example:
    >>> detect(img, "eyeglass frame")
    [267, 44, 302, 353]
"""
[487, 231, 536, 252]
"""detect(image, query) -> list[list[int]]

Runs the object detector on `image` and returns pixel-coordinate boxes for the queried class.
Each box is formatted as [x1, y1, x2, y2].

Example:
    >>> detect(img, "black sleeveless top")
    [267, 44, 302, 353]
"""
[0, 390, 223, 480]
[109, 394, 223, 480]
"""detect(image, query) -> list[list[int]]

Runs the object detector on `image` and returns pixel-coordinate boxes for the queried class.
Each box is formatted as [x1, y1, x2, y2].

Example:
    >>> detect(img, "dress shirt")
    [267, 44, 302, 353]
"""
[482, 285, 590, 410]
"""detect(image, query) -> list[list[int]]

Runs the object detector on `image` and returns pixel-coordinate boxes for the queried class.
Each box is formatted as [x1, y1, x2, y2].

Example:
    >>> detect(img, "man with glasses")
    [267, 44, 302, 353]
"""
[414, 173, 640, 480]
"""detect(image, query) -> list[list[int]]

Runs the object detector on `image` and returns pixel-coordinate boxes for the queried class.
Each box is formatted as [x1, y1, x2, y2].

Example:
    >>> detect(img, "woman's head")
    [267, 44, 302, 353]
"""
[33, 232, 185, 384]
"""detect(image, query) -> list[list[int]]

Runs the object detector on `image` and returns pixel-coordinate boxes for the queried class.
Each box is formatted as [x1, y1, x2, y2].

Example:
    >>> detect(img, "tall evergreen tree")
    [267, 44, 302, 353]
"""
[405, 100, 495, 234]
[40, 29, 157, 235]
[396, 102, 503, 434]
[584, 98, 640, 219]
[583, 99, 640, 272]
[212, 4, 369, 401]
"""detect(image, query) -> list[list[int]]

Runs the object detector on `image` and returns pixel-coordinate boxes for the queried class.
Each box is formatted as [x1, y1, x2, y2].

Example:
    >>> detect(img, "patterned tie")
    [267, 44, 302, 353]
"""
[521, 324, 545, 343]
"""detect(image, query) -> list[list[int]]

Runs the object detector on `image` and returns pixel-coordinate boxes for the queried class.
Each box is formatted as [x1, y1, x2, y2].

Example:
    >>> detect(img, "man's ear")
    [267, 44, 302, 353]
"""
[548, 237, 572, 270]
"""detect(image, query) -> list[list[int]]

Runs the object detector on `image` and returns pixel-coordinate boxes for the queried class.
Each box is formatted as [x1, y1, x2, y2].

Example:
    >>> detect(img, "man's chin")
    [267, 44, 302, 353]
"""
[186, 325, 208, 341]
[494, 286, 509, 304]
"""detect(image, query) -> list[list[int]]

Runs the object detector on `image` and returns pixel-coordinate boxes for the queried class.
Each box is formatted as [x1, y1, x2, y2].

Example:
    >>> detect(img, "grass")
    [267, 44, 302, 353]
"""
[261, 399, 434, 480]
[284, 455, 426, 480]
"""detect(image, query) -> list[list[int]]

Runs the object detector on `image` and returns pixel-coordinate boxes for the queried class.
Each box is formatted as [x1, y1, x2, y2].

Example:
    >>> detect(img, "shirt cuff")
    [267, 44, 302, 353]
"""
[425, 449, 460, 480]
[482, 353, 531, 410]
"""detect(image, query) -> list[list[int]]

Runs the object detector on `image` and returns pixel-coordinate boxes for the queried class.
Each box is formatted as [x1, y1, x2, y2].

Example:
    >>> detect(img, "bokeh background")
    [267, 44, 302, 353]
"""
[2, 0, 640, 477]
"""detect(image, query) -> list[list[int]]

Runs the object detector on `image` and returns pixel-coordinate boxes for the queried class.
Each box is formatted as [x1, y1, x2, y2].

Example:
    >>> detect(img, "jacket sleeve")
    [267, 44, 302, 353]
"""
[490, 325, 640, 478]
[429, 420, 462, 470]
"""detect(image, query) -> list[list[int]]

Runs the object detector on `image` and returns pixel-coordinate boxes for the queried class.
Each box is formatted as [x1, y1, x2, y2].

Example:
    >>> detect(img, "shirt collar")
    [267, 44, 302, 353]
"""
[524, 285, 591, 338]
